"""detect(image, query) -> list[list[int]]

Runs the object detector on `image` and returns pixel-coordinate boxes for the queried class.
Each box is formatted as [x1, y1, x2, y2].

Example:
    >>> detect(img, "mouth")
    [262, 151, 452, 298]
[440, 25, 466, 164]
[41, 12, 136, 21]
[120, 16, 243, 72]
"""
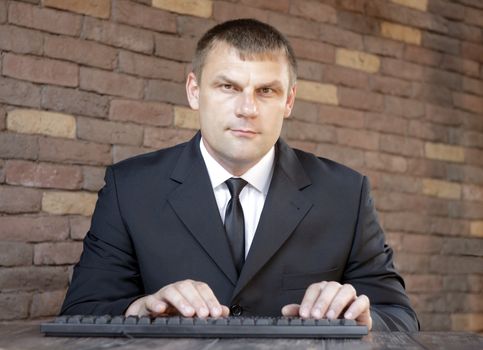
[229, 128, 258, 138]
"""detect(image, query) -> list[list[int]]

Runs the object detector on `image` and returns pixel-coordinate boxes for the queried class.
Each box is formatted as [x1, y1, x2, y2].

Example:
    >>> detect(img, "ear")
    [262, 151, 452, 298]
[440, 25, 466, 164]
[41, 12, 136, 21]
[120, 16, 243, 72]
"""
[186, 72, 200, 110]
[283, 83, 297, 118]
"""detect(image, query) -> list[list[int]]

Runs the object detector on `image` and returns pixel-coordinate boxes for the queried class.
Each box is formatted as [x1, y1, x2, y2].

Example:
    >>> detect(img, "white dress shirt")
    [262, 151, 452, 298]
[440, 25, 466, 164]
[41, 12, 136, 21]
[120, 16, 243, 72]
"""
[199, 138, 275, 257]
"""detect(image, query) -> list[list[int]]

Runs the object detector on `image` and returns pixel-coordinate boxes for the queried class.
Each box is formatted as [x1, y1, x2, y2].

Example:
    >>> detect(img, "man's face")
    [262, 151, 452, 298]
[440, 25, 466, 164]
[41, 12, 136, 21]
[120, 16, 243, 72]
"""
[186, 42, 296, 175]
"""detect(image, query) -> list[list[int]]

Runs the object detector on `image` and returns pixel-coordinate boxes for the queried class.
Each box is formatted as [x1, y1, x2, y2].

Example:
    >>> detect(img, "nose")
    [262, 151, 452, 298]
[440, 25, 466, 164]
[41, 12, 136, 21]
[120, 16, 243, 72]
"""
[236, 91, 259, 118]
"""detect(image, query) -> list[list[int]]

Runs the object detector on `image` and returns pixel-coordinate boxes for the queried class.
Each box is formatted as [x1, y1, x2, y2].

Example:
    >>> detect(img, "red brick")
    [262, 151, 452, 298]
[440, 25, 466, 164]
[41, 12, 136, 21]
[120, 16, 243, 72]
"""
[413, 83, 453, 107]
[44, 35, 117, 70]
[428, 0, 465, 21]
[384, 96, 424, 118]
[0, 132, 38, 160]
[289, 37, 335, 64]
[176, 15, 217, 38]
[381, 58, 424, 81]
[0, 77, 41, 108]
[0, 0, 6, 23]
[41, 86, 109, 119]
[0, 186, 42, 213]
[315, 143, 365, 169]
[422, 67, 462, 90]
[363, 35, 404, 58]
[393, 252, 431, 273]
[338, 0, 366, 13]
[465, 149, 483, 168]
[377, 173, 421, 194]
[213, 1, 269, 23]
[442, 237, 482, 256]
[338, 87, 384, 111]
[0, 266, 69, 291]
[325, 65, 370, 90]
[8, 1, 82, 36]
[318, 105, 364, 129]
[144, 127, 196, 149]
[431, 255, 483, 274]
[418, 313, 451, 331]
[239, 0, 289, 12]
[34, 241, 83, 265]
[0, 25, 43, 54]
[379, 134, 424, 157]
[0, 242, 33, 266]
[365, 151, 407, 173]
[77, 117, 144, 146]
[0, 293, 30, 320]
[109, 99, 173, 127]
[39, 138, 111, 166]
[3, 53, 78, 87]
[291, 100, 319, 124]
[284, 120, 336, 143]
[268, 12, 320, 40]
[336, 128, 379, 150]
[384, 212, 431, 234]
[370, 76, 413, 97]
[30, 289, 66, 318]
[422, 32, 460, 55]
[286, 140, 318, 155]
[464, 6, 483, 27]
[405, 274, 443, 292]
[113, 145, 156, 163]
[405, 9, 449, 33]
[5, 160, 82, 190]
[448, 22, 482, 44]
[403, 45, 443, 66]
[0, 215, 69, 242]
[146, 80, 189, 106]
[364, 112, 408, 135]
[444, 275, 483, 293]
[0, 159, 4, 182]
[0, 106, 5, 131]
[463, 77, 483, 96]
[83, 17, 153, 54]
[319, 24, 364, 50]
[288, 0, 336, 23]
[113, 0, 176, 33]
[297, 60, 325, 82]
[81, 166, 105, 192]
[425, 104, 463, 126]
[408, 120, 449, 143]
[70, 215, 91, 240]
[119, 51, 185, 82]
[154, 34, 197, 62]
[80, 67, 144, 99]
[338, 11, 378, 35]
[453, 92, 483, 114]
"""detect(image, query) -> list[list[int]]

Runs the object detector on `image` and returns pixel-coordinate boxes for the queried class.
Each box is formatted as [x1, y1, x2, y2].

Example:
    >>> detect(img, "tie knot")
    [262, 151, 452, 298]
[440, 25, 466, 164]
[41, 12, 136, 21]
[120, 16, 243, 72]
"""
[225, 178, 247, 198]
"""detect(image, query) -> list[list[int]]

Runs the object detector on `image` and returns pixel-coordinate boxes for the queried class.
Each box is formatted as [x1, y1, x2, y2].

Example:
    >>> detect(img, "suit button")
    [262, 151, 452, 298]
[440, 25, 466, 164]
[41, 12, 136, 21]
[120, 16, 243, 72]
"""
[230, 304, 243, 316]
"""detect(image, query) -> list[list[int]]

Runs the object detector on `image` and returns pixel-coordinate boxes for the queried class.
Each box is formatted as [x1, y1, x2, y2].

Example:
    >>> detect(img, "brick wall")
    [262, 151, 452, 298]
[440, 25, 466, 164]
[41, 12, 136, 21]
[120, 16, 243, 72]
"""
[0, 0, 481, 331]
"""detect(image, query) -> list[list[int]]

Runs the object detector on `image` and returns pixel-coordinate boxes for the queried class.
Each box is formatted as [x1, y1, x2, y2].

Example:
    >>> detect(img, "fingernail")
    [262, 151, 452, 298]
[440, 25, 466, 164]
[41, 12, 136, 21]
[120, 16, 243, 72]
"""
[183, 305, 194, 314]
[312, 308, 321, 318]
[200, 307, 208, 315]
[326, 309, 335, 319]
[155, 304, 163, 312]
[345, 312, 353, 319]
[213, 306, 221, 315]
[300, 307, 309, 318]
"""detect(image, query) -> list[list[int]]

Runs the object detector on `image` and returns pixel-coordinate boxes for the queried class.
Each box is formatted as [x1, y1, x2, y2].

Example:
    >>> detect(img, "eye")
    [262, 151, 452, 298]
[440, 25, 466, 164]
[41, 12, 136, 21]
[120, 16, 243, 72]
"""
[221, 84, 234, 90]
[259, 87, 275, 95]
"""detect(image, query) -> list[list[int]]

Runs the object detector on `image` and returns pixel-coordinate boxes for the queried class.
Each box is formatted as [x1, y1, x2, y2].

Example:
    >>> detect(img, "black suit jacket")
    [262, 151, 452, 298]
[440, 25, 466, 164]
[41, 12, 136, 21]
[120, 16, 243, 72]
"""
[61, 132, 419, 331]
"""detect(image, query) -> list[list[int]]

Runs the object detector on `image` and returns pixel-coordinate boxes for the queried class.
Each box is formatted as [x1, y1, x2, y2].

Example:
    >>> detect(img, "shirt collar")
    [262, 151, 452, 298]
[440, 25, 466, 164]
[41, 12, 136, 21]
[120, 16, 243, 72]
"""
[200, 137, 274, 195]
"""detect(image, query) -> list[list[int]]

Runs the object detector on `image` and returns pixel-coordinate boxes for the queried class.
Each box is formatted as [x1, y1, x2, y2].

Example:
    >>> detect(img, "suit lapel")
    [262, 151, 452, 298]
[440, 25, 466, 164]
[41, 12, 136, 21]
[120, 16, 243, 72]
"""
[167, 133, 238, 285]
[232, 139, 313, 298]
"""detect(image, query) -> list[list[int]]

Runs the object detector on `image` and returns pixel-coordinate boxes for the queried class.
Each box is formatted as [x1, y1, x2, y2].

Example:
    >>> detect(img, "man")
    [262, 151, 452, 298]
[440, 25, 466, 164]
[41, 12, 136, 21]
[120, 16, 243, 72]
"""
[61, 19, 419, 332]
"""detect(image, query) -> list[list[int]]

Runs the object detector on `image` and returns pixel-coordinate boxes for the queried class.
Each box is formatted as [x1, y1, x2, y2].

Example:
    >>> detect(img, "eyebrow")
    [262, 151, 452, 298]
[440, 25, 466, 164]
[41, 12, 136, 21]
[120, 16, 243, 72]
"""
[213, 74, 284, 90]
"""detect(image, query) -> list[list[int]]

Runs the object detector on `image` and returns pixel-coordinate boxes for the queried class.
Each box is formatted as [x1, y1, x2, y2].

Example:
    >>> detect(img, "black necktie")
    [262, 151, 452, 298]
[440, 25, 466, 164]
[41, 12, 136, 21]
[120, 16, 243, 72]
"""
[224, 178, 247, 275]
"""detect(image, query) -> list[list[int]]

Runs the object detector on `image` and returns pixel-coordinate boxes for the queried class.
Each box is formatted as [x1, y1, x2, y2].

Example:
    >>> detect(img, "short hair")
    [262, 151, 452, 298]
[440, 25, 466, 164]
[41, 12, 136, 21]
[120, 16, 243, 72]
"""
[192, 18, 297, 87]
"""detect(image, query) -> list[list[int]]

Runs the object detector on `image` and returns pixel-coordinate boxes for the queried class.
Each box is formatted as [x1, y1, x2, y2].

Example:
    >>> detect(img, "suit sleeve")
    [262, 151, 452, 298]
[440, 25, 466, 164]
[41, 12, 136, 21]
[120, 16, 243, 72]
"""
[343, 176, 420, 331]
[60, 166, 144, 315]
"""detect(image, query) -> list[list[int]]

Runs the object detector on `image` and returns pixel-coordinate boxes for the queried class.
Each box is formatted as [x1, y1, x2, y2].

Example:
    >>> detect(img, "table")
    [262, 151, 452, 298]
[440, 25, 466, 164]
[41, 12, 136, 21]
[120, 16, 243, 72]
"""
[0, 323, 482, 350]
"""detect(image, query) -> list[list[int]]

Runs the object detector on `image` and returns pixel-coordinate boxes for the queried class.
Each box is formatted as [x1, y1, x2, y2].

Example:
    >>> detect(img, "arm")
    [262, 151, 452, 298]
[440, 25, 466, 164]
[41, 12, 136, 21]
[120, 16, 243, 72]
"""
[283, 177, 419, 332]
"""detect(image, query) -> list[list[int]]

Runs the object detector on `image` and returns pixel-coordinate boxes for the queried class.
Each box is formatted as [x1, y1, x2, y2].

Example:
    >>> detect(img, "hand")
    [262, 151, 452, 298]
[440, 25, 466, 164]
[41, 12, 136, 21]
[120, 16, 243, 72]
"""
[281, 281, 372, 330]
[125, 279, 230, 318]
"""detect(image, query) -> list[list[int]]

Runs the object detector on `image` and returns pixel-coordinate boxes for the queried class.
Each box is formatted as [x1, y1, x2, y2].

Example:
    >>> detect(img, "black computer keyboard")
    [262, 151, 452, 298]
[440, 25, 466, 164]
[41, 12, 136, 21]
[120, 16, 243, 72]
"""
[40, 315, 368, 338]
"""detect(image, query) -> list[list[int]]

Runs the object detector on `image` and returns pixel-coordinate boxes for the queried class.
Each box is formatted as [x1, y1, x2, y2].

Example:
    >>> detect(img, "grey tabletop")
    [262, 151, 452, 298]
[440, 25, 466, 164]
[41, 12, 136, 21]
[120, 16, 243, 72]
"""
[1, 323, 482, 350]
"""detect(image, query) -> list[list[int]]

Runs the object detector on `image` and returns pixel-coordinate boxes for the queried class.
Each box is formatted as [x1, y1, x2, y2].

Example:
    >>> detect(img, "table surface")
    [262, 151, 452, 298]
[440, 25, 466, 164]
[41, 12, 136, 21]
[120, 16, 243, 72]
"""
[0, 323, 482, 350]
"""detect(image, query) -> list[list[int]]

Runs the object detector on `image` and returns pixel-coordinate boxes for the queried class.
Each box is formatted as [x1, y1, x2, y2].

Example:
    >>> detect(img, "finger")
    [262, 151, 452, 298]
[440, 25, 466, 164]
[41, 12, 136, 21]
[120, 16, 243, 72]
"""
[175, 280, 210, 317]
[157, 284, 196, 317]
[325, 283, 357, 320]
[311, 281, 346, 319]
[144, 295, 169, 316]
[221, 305, 230, 317]
[194, 281, 223, 317]
[281, 304, 300, 316]
[344, 294, 372, 330]
[299, 281, 327, 318]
